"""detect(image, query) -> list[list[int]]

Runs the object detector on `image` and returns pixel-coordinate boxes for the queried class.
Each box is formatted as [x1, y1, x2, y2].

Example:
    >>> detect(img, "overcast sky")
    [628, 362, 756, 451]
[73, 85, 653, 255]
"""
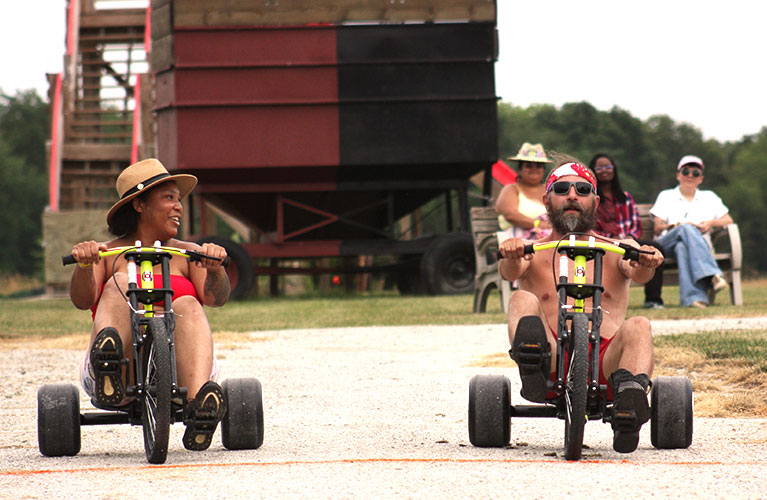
[2, 0, 765, 142]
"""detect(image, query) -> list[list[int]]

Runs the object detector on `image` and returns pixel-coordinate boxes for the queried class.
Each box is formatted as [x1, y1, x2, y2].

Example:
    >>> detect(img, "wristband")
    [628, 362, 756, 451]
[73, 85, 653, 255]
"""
[77, 262, 93, 269]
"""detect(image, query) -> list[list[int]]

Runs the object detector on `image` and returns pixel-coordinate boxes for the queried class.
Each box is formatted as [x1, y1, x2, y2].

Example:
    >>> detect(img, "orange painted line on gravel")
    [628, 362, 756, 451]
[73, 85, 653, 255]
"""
[3, 457, 764, 477]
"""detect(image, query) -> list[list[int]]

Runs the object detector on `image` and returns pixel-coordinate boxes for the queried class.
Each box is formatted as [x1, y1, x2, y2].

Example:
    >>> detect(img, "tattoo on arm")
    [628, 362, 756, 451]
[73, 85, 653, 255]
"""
[204, 270, 230, 306]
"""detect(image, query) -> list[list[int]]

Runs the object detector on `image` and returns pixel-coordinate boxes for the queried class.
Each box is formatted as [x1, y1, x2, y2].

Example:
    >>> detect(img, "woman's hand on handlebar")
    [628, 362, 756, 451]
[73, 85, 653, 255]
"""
[71, 241, 108, 267]
[196, 242, 228, 270]
[498, 237, 534, 261]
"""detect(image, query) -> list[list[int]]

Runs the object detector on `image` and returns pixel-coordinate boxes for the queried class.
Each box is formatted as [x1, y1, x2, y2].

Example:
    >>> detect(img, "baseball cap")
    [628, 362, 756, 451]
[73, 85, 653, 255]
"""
[677, 155, 704, 171]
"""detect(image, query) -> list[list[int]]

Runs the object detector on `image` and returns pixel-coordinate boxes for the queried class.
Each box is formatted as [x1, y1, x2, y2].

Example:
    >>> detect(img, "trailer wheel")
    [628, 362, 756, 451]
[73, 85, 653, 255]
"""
[196, 237, 254, 299]
[420, 232, 475, 295]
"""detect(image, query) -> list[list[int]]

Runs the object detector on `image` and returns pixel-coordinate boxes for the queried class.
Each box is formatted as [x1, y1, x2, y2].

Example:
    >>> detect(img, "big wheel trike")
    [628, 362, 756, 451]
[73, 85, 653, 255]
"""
[37, 241, 264, 464]
[468, 235, 693, 460]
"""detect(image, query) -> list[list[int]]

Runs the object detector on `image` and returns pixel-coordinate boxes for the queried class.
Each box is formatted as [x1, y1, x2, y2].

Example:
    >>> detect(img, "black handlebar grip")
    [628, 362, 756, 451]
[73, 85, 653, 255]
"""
[495, 244, 536, 260]
[62, 254, 77, 266]
[222, 256, 231, 268]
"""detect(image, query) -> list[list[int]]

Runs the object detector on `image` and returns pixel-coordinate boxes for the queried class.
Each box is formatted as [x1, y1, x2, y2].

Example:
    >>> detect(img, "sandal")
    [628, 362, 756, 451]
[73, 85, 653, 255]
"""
[90, 327, 125, 406]
[183, 381, 227, 451]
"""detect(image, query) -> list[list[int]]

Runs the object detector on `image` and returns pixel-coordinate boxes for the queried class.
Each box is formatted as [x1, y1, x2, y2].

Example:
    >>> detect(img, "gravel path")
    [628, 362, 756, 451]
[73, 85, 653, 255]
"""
[2, 319, 766, 499]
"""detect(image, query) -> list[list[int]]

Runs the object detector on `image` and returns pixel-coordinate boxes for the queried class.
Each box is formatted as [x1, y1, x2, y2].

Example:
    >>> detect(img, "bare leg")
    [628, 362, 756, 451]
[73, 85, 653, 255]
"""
[91, 272, 132, 350]
[601, 316, 654, 381]
[507, 290, 556, 371]
[172, 296, 214, 400]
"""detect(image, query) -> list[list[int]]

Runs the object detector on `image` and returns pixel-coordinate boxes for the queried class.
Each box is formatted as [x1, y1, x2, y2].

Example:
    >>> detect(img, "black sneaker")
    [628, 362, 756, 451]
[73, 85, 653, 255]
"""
[90, 327, 126, 406]
[609, 370, 651, 453]
[183, 381, 227, 451]
[509, 316, 551, 403]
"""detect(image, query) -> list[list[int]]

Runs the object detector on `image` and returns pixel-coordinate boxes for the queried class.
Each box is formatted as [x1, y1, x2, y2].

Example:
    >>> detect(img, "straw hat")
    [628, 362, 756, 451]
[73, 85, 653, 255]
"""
[106, 158, 197, 226]
[508, 143, 552, 163]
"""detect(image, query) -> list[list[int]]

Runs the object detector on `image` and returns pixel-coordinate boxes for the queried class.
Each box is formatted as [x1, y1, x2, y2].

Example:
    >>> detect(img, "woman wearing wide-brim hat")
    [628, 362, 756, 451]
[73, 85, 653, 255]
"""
[68, 158, 230, 451]
[495, 142, 553, 241]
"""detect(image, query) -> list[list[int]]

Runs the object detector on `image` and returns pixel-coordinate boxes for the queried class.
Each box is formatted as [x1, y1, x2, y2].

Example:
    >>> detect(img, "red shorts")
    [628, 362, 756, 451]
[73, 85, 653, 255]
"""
[548, 327, 616, 401]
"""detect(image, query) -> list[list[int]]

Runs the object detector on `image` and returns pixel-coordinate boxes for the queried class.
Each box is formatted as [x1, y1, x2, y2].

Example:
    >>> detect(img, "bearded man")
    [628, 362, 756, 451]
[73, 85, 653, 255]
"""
[498, 161, 664, 453]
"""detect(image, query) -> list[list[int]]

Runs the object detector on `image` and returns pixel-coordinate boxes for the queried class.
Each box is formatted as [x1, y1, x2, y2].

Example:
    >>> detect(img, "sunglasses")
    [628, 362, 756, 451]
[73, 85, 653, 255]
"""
[550, 181, 594, 196]
[680, 167, 702, 178]
[594, 164, 614, 172]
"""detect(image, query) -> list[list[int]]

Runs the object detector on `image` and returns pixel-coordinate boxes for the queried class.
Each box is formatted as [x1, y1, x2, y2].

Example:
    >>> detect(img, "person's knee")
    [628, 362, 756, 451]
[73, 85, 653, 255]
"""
[622, 316, 653, 344]
[173, 296, 205, 316]
[509, 289, 539, 309]
[102, 272, 129, 296]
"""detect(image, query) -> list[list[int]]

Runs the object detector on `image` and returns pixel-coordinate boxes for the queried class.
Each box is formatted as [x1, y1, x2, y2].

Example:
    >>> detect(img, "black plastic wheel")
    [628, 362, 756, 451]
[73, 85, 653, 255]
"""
[468, 374, 511, 447]
[141, 317, 172, 464]
[196, 237, 254, 300]
[37, 383, 81, 457]
[651, 376, 694, 449]
[564, 313, 589, 461]
[221, 378, 264, 450]
[420, 232, 475, 295]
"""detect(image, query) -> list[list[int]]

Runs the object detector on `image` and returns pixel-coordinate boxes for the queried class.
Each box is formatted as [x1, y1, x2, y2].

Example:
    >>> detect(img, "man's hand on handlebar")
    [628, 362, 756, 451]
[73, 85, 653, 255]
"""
[498, 237, 534, 261]
[71, 241, 108, 267]
[630, 244, 664, 269]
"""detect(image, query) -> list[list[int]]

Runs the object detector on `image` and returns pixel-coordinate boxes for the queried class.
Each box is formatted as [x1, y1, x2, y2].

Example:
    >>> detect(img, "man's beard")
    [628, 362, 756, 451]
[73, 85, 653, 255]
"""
[548, 200, 597, 234]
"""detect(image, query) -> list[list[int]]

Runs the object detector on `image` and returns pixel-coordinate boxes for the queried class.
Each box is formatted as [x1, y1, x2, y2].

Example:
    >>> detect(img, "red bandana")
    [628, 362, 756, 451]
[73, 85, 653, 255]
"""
[545, 162, 597, 192]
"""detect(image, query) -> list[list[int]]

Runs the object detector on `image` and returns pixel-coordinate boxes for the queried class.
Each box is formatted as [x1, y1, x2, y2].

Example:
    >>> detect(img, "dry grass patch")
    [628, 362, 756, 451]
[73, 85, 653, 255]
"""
[0, 332, 89, 351]
[215, 331, 274, 350]
[655, 345, 767, 418]
[469, 352, 515, 368]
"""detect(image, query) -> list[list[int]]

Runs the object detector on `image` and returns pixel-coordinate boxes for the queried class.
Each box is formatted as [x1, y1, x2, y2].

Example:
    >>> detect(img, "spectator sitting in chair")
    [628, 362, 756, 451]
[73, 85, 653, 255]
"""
[590, 153, 666, 309]
[649, 155, 733, 308]
[495, 142, 553, 242]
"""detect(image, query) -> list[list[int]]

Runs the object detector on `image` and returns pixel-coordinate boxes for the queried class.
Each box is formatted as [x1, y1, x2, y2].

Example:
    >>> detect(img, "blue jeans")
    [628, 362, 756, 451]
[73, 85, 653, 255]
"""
[656, 224, 721, 307]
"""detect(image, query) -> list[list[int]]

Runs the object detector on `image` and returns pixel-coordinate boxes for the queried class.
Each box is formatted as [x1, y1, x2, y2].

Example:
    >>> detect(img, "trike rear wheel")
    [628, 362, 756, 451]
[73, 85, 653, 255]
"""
[651, 376, 693, 449]
[37, 383, 81, 457]
[221, 378, 264, 450]
[141, 317, 172, 464]
[564, 314, 589, 461]
[468, 374, 511, 447]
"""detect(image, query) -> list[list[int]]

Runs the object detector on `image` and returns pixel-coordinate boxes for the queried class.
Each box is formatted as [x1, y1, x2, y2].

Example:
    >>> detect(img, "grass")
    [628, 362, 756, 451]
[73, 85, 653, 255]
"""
[2, 278, 766, 338]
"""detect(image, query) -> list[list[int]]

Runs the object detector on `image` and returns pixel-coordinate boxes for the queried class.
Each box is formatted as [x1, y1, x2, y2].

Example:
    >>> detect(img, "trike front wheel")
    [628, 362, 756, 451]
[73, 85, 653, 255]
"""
[564, 313, 589, 461]
[141, 317, 172, 464]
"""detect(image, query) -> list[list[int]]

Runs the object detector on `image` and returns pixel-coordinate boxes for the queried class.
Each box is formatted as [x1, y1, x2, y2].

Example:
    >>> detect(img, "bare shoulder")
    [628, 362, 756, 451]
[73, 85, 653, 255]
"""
[168, 239, 201, 251]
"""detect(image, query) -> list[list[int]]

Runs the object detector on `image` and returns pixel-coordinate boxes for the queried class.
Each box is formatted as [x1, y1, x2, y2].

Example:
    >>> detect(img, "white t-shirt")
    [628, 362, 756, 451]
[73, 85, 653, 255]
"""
[650, 186, 729, 240]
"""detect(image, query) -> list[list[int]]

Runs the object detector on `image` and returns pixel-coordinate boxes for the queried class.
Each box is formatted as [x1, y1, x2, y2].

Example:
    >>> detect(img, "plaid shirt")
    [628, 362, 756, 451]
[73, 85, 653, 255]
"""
[595, 191, 642, 240]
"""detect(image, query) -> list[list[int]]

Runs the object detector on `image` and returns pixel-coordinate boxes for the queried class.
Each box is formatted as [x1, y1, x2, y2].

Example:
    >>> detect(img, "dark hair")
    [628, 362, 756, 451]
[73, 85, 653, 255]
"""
[589, 153, 627, 203]
[108, 192, 148, 236]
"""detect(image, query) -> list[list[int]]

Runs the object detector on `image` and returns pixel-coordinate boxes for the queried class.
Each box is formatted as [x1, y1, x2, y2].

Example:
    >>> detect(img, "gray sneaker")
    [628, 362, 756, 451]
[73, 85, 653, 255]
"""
[642, 301, 664, 310]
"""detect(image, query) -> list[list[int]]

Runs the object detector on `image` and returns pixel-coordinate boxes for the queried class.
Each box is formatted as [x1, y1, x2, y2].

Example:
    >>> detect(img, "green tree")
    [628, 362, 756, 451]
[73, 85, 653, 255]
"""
[0, 89, 48, 174]
[0, 138, 47, 274]
[0, 89, 49, 275]
[717, 128, 767, 274]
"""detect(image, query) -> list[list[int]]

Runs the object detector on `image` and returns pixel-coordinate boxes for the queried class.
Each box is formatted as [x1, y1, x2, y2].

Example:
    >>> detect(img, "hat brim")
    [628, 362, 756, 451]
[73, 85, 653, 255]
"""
[106, 174, 198, 226]
[508, 155, 552, 163]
